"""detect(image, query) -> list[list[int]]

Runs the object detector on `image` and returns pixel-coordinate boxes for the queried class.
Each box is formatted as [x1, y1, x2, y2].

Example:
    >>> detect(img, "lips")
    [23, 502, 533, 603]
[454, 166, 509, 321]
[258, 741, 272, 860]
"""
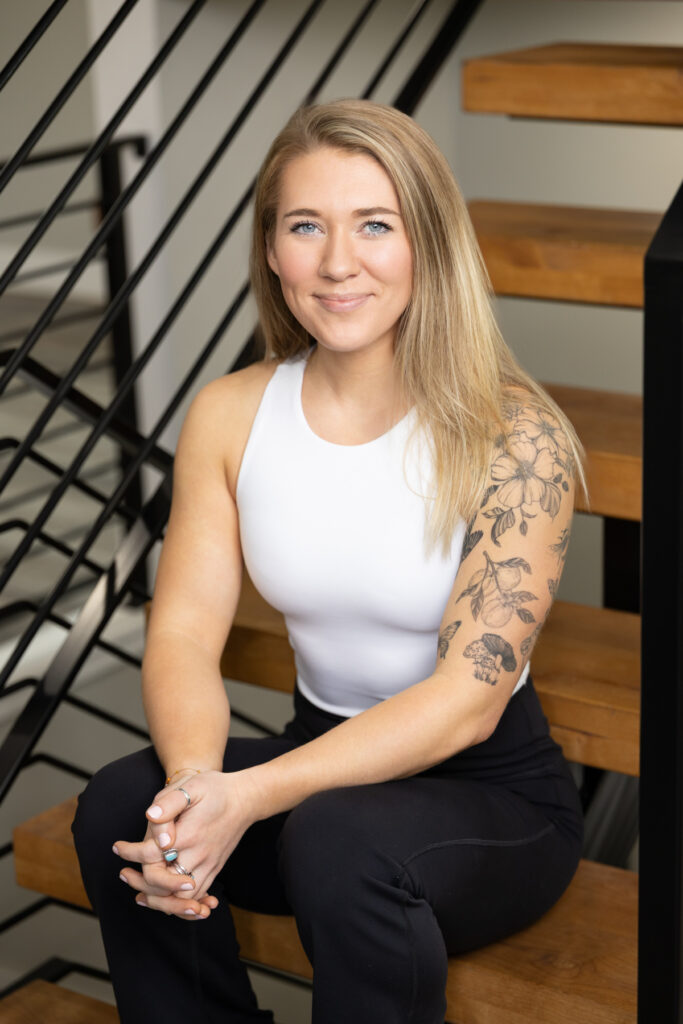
[314, 293, 371, 312]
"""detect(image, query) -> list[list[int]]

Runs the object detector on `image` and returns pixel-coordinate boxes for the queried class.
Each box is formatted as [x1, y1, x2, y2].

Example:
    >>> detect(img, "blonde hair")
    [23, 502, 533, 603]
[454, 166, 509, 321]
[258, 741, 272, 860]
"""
[250, 99, 585, 552]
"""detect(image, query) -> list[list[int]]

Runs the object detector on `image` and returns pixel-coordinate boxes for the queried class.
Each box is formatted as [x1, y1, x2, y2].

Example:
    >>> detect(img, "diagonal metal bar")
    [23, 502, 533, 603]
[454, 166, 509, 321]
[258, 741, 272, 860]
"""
[0, 350, 172, 473]
[302, 0, 381, 104]
[0, 0, 208, 297]
[362, 0, 434, 98]
[0, 443, 135, 520]
[0, 308, 104, 345]
[0, 200, 97, 234]
[393, 0, 484, 112]
[0, 0, 70, 93]
[0, 0, 266, 394]
[0, 0, 140, 196]
[0, 601, 143, 667]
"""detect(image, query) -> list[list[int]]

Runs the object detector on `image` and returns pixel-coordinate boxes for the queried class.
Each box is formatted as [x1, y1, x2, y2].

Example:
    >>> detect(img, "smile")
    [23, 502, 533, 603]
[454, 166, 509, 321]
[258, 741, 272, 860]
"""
[314, 293, 371, 312]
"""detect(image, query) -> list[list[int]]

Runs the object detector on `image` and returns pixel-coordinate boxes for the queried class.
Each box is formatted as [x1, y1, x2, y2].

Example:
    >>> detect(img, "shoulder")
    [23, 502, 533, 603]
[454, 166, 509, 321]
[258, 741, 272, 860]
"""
[176, 360, 280, 497]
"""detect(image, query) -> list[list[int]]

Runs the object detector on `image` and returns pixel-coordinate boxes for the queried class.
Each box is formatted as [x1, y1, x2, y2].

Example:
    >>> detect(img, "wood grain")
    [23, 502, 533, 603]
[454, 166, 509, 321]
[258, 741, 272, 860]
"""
[0, 980, 118, 1023]
[534, 602, 640, 776]
[546, 384, 642, 520]
[13, 803, 635, 1024]
[463, 43, 683, 125]
[470, 200, 660, 308]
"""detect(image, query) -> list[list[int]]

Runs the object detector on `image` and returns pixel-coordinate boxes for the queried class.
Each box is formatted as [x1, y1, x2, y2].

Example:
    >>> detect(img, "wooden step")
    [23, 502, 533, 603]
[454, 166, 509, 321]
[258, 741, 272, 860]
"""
[0, 979, 118, 1023]
[546, 384, 642, 521]
[14, 800, 636, 1024]
[463, 43, 683, 125]
[534, 601, 640, 776]
[470, 200, 660, 308]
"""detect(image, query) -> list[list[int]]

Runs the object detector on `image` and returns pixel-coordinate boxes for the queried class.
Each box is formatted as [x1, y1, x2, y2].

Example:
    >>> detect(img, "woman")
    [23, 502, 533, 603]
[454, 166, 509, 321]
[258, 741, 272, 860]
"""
[74, 99, 585, 1024]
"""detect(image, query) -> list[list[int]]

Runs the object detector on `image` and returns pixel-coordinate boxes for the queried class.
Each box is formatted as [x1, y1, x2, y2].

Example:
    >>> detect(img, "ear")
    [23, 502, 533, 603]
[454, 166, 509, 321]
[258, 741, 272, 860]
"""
[266, 240, 279, 277]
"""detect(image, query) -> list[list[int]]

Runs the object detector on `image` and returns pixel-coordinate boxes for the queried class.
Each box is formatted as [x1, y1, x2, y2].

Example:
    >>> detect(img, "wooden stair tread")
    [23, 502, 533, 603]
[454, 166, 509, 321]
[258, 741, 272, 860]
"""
[0, 979, 118, 1023]
[534, 601, 640, 776]
[546, 383, 642, 521]
[470, 200, 661, 308]
[14, 801, 635, 1024]
[463, 43, 683, 125]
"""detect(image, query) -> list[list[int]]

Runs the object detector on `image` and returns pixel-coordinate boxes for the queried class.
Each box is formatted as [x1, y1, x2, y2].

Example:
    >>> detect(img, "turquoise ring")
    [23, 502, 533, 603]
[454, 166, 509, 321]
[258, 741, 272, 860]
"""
[164, 848, 179, 863]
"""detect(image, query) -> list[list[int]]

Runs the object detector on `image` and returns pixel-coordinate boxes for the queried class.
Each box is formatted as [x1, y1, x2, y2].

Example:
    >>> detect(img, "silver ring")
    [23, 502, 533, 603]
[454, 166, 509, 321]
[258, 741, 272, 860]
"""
[175, 786, 191, 808]
[173, 861, 195, 882]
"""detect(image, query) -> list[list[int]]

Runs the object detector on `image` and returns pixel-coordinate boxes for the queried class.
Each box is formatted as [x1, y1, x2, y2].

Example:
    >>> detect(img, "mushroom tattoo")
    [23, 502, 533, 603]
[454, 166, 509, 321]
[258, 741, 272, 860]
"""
[463, 633, 517, 686]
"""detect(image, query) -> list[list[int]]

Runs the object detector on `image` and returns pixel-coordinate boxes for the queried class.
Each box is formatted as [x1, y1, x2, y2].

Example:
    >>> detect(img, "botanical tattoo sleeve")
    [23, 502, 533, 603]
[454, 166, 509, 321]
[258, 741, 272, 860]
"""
[437, 400, 575, 687]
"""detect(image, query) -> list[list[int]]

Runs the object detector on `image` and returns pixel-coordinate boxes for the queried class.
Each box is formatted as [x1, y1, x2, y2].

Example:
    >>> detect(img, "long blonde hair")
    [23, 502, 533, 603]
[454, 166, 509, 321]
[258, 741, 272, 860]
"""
[250, 99, 585, 552]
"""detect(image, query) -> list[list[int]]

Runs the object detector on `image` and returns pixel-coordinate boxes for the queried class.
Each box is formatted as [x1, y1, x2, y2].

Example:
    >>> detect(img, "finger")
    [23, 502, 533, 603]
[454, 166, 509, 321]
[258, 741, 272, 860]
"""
[149, 819, 176, 852]
[114, 837, 166, 866]
[146, 785, 195, 824]
[135, 892, 211, 919]
[118, 868, 173, 898]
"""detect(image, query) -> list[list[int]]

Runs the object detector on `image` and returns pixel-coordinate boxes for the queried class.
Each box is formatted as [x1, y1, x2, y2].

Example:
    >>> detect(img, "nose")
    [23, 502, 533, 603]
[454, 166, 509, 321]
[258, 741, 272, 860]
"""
[319, 228, 359, 280]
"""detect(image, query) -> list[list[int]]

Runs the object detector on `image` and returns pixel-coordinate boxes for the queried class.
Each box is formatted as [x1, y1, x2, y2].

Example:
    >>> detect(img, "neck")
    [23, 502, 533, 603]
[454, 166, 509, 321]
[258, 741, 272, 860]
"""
[306, 343, 403, 409]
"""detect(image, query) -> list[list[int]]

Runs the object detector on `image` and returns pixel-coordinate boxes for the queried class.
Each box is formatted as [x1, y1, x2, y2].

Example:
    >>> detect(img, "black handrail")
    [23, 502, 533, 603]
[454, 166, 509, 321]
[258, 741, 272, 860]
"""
[0, 0, 141, 194]
[640, 178, 683, 1024]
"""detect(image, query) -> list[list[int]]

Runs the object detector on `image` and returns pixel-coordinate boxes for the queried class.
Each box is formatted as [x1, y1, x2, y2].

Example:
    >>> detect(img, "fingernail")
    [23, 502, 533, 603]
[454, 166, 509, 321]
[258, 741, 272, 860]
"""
[147, 805, 162, 819]
[158, 833, 171, 848]
[137, 899, 149, 909]
[119, 872, 128, 884]
[112, 845, 119, 856]
[184, 908, 197, 916]
[180, 883, 194, 891]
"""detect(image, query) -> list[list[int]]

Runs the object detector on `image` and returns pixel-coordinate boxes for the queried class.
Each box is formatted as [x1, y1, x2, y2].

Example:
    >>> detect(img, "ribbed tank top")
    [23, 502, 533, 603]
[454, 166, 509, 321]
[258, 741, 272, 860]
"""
[236, 355, 528, 717]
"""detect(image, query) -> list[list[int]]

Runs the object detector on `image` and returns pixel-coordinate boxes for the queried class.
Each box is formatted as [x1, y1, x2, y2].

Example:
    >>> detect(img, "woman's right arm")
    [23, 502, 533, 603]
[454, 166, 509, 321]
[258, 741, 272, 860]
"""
[142, 376, 244, 778]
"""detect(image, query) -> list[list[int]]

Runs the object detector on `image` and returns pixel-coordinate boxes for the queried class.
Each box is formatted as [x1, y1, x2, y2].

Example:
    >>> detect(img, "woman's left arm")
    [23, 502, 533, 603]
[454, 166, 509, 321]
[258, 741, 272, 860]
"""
[117, 401, 576, 909]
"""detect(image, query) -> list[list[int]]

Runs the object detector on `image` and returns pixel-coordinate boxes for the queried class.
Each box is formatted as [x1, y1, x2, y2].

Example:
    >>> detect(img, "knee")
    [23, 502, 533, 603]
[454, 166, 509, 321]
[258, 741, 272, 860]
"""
[72, 747, 162, 892]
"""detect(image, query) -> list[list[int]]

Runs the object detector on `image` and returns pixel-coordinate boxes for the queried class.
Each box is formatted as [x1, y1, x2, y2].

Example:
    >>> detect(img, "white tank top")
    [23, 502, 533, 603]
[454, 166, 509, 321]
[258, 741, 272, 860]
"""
[236, 355, 528, 717]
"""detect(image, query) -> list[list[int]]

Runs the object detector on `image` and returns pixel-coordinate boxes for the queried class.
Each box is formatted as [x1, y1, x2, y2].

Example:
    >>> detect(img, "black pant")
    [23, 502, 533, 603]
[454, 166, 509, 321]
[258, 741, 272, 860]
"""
[73, 679, 583, 1024]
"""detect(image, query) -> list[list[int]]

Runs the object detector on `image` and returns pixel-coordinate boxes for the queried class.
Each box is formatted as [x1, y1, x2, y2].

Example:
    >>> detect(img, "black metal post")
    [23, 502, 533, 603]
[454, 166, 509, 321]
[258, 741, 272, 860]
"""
[603, 517, 640, 612]
[98, 143, 147, 598]
[639, 178, 683, 1024]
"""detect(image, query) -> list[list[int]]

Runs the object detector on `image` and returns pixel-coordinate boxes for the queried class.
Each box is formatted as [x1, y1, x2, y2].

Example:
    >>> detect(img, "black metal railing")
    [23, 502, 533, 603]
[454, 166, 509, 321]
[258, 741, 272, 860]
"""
[0, 0, 485, 976]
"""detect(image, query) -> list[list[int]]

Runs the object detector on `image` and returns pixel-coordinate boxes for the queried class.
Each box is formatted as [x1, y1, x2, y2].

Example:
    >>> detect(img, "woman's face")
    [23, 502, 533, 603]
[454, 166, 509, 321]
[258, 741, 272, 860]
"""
[267, 146, 413, 360]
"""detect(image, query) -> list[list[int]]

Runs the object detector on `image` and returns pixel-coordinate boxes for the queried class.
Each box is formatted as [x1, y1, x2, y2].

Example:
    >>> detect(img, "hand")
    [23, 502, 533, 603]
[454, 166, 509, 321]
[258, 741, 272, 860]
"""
[114, 769, 259, 919]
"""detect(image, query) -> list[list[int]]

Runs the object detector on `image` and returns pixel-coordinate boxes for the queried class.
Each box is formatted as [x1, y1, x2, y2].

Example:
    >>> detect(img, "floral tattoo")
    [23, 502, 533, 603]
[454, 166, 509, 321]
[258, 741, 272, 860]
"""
[464, 633, 517, 686]
[457, 550, 537, 627]
[482, 407, 573, 546]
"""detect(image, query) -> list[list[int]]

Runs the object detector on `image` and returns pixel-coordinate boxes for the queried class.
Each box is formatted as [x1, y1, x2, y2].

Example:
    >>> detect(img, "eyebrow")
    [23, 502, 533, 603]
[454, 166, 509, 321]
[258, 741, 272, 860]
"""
[282, 206, 401, 219]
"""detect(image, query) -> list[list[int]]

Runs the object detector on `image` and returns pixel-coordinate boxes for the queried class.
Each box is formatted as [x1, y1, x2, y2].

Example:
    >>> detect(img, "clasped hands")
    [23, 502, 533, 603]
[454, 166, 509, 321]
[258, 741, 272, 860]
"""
[114, 768, 256, 921]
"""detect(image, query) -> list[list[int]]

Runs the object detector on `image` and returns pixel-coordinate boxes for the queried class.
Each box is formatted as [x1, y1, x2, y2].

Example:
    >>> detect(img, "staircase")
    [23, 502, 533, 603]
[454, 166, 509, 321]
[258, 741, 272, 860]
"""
[3, 12, 683, 1024]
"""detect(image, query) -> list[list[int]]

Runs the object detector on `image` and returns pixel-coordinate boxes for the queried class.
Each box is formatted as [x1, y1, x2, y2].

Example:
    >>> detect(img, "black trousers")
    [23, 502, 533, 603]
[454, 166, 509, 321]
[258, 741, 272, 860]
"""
[73, 679, 583, 1024]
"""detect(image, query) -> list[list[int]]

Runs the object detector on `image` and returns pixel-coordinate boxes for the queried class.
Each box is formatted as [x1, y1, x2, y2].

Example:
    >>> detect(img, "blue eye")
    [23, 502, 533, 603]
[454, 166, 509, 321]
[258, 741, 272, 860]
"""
[362, 220, 391, 236]
[291, 221, 320, 235]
